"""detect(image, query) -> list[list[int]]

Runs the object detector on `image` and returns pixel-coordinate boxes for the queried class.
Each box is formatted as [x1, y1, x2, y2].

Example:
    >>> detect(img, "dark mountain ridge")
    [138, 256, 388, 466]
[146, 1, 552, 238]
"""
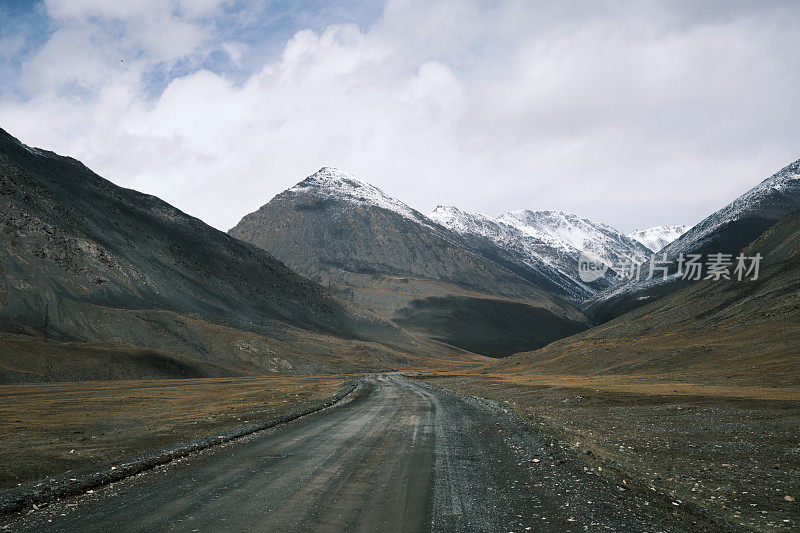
[586, 157, 800, 322]
[0, 128, 478, 381]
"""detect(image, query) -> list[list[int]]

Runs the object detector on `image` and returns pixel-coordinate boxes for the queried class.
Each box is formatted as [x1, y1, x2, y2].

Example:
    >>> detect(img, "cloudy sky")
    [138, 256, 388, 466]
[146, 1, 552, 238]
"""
[1, 0, 798, 232]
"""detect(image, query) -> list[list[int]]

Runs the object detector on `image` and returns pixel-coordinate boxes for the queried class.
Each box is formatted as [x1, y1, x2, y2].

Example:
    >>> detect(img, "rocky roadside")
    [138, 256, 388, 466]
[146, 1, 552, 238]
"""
[415, 374, 798, 532]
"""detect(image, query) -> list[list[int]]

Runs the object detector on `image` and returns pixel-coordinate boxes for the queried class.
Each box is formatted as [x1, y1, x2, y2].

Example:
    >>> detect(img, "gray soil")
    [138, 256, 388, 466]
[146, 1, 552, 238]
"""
[3, 375, 695, 532]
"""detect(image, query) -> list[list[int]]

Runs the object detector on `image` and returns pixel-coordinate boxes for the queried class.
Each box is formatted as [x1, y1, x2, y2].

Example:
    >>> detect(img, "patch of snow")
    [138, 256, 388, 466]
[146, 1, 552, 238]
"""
[11, 137, 46, 157]
[290, 167, 432, 226]
[430, 205, 631, 301]
[22, 144, 44, 156]
[627, 225, 691, 253]
[498, 210, 649, 268]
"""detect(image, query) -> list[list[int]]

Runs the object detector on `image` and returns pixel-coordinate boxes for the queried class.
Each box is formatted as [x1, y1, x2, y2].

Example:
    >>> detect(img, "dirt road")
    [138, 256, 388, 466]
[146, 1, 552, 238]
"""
[5, 375, 686, 532]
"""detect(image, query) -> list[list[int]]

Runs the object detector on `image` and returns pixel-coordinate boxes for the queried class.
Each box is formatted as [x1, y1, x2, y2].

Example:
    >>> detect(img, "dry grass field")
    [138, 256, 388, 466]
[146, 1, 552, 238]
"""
[0, 376, 348, 490]
[418, 372, 799, 532]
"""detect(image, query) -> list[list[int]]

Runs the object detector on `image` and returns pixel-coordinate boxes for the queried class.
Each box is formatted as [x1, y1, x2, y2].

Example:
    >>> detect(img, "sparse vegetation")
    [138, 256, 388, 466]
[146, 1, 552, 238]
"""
[0, 375, 348, 489]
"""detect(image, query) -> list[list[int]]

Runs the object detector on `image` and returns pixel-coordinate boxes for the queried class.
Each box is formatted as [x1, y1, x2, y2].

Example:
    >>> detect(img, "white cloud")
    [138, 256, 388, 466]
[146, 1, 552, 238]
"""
[2, 0, 799, 232]
[221, 41, 246, 66]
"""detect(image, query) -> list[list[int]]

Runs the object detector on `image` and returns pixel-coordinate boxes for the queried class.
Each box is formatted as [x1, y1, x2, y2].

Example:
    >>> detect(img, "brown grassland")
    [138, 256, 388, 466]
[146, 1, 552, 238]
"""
[0, 376, 348, 490]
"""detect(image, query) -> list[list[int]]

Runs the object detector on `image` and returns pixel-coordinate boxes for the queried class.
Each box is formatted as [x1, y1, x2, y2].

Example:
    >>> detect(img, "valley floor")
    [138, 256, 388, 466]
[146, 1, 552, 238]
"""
[3, 375, 687, 532]
[417, 373, 799, 532]
[2, 372, 796, 531]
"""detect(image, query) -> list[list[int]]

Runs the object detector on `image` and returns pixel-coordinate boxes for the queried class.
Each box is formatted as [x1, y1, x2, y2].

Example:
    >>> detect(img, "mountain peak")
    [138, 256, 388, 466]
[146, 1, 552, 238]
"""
[288, 167, 429, 225]
[627, 225, 691, 252]
[431, 205, 492, 221]
[503, 210, 612, 230]
[318, 166, 345, 173]
[293, 167, 367, 189]
[507, 208, 577, 218]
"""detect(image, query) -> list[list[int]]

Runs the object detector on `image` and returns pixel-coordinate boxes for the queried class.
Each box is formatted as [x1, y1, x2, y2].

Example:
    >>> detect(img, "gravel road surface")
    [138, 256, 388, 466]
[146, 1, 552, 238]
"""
[4, 375, 685, 532]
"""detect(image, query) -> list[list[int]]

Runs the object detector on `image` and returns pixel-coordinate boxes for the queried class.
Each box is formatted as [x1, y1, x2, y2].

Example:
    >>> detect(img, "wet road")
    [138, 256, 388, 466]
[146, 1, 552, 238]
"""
[6, 375, 680, 532]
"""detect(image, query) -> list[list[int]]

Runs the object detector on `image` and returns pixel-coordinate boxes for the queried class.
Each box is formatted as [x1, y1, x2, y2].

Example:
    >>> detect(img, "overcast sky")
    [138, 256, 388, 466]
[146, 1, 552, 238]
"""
[1, 0, 799, 233]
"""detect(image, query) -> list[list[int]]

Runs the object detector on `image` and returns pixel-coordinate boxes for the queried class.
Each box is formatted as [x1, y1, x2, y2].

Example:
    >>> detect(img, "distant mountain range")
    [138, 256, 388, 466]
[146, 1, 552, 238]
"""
[430, 206, 651, 301]
[588, 158, 800, 321]
[230, 160, 800, 356]
[228, 167, 716, 356]
[229, 168, 589, 356]
[494, 205, 800, 388]
[0, 129, 478, 382]
[499, 210, 650, 268]
[4, 122, 796, 379]
[428, 206, 603, 302]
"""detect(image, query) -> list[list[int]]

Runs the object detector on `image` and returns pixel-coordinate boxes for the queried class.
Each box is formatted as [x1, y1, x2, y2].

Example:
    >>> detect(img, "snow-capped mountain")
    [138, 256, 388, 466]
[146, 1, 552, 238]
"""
[430, 206, 652, 302]
[498, 210, 650, 269]
[233, 168, 568, 305]
[429, 206, 608, 301]
[289, 167, 434, 228]
[229, 168, 589, 356]
[662, 158, 800, 258]
[587, 157, 800, 322]
[627, 225, 691, 252]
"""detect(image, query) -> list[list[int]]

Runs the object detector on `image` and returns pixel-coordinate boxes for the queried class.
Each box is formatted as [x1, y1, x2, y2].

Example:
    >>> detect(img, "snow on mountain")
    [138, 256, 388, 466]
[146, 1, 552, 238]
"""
[430, 206, 648, 301]
[290, 167, 433, 227]
[287, 168, 712, 305]
[587, 157, 800, 321]
[429, 206, 515, 243]
[498, 210, 650, 268]
[662, 158, 800, 257]
[429, 206, 553, 263]
[627, 225, 691, 252]
[429, 206, 595, 301]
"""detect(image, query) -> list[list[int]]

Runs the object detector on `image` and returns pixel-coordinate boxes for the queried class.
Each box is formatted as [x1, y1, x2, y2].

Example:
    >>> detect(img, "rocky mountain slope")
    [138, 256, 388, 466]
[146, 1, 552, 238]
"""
[493, 207, 800, 387]
[429, 206, 613, 301]
[587, 158, 800, 321]
[498, 210, 650, 270]
[664, 159, 800, 258]
[430, 206, 652, 302]
[229, 168, 589, 356]
[0, 129, 479, 382]
[627, 225, 691, 252]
